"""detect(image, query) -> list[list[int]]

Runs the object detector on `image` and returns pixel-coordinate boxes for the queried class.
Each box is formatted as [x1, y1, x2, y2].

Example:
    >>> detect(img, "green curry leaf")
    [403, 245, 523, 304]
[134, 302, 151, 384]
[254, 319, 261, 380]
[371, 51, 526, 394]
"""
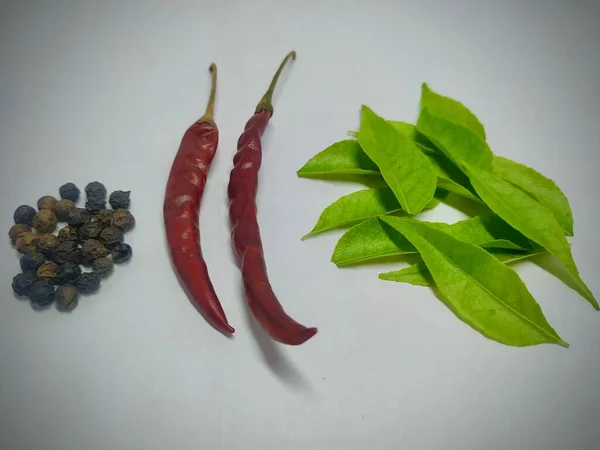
[493, 156, 574, 236]
[379, 217, 568, 348]
[358, 106, 437, 214]
[297, 140, 379, 177]
[331, 215, 538, 267]
[417, 108, 493, 172]
[303, 187, 445, 239]
[420, 83, 486, 140]
[464, 163, 597, 309]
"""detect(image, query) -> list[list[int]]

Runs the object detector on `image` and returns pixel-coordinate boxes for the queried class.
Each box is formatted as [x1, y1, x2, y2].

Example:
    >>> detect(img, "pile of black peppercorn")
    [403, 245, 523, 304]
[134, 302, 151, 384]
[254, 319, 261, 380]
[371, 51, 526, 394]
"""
[9, 182, 135, 311]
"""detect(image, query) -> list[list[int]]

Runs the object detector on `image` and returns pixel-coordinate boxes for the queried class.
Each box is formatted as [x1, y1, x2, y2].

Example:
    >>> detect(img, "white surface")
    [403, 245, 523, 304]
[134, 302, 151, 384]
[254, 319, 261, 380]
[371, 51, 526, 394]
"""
[1, 1, 599, 449]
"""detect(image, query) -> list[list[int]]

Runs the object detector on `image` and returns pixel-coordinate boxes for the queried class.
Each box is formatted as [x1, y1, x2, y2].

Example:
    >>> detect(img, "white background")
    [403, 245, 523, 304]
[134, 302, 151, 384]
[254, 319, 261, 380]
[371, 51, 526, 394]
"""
[1, 1, 599, 449]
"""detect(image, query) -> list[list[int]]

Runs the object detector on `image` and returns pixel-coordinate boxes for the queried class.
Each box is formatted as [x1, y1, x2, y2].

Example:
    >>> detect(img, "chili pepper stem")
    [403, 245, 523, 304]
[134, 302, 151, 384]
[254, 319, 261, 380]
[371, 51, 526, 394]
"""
[255, 51, 296, 115]
[197, 63, 217, 126]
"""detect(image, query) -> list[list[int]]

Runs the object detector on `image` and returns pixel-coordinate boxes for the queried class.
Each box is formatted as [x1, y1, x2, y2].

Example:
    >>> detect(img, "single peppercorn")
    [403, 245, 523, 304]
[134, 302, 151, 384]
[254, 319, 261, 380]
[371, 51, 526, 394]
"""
[112, 209, 135, 232]
[57, 262, 82, 284]
[29, 280, 55, 306]
[109, 190, 131, 210]
[85, 182, 107, 200]
[95, 209, 114, 227]
[36, 233, 59, 258]
[59, 182, 80, 202]
[33, 209, 58, 233]
[53, 241, 81, 265]
[67, 208, 91, 228]
[58, 226, 79, 242]
[37, 195, 58, 212]
[92, 257, 114, 278]
[9, 224, 31, 243]
[54, 285, 79, 311]
[12, 272, 38, 296]
[75, 272, 101, 294]
[20, 252, 46, 273]
[55, 199, 76, 222]
[85, 198, 106, 215]
[111, 243, 133, 263]
[80, 239, 109, 265]
[15, 232, 40, 254]
[100, 226, 124, 248]
[37, 261, 60, 282]
[78, 221, 103, 241]
[13, 205, 37, 226]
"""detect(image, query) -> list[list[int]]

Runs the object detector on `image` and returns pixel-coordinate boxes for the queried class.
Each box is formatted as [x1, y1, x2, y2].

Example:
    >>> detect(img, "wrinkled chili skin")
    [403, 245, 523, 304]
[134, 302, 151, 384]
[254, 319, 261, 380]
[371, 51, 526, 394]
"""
[228, 110, 317, 345]
[164, 122, 234, 335]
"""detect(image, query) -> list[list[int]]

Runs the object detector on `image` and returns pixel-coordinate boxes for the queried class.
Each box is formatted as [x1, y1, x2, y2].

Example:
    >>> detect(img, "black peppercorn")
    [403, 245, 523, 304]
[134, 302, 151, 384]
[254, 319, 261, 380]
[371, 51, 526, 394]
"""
[33, 209, 58, 233]
[57, 262, 82, 284]
[59, 182, 80, 202]
[14, 205, 37, 226]
[85, 198, 106, 215]
[78, 221, 103, 241]
[9, 224, 31, 243]
[95, 209, 114, 227]
[54, 285, 79, 310]
[92, 257, 114, 278]
[29, 280, 55, 306]
[54, 241, 81, 265]
[37, 195, 58, 212]
[55, 199, 76, 222]
[58, 226, 79, 242]
[109, 190, 131, 210]
[12, 272, 38, 296]
[80, 239, 109, 265]
[112, 209, 135, 232]
[37, 261, 60, 282]
[75, 272, 101, 294]
[100, 226, 124, 248]
[111, 243, 133, 263]
[20, 252, 46, 273]
[67, 208, 91, 227]
[15, 232, 40, 254]
[85, 181, 107, 201]
[36, 234, 59, 258]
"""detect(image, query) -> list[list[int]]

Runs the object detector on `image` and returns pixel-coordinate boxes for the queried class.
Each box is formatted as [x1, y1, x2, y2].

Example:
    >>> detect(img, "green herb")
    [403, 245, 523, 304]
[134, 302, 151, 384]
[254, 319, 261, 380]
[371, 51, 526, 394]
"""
[380, 249, 544, 287]
[297, 132, 480, 203]
[420, 83, 486, 140]
[493, 156, 574, 236]
[358, 106, 437, 214]
[303, 188, 402, 239]
[332, 215, 538, 267]
[297, 140, 379, 178]
[417, 108, 493, 172]
[379, 217, 568, 348]
[464, 163, 597, 309]
[298, 82, 595, 348]
[303, 187, 446, 239]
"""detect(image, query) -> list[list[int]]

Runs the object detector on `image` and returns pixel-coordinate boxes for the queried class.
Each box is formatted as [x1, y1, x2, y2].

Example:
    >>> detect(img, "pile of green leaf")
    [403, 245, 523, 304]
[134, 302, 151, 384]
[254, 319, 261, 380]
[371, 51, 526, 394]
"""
[298, 84, 596, 348]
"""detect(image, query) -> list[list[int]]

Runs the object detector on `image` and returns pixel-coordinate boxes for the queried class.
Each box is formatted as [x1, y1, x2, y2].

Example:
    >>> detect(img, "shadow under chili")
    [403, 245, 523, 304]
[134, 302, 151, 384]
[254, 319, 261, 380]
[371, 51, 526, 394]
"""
[240, 281, 313, 393]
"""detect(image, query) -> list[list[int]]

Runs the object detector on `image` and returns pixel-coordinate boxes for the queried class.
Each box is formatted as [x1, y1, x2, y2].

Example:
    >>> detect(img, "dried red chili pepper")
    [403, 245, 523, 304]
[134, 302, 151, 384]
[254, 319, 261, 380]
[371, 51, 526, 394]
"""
[164, 64, 234, 335]
[228, 51, 317, 345]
